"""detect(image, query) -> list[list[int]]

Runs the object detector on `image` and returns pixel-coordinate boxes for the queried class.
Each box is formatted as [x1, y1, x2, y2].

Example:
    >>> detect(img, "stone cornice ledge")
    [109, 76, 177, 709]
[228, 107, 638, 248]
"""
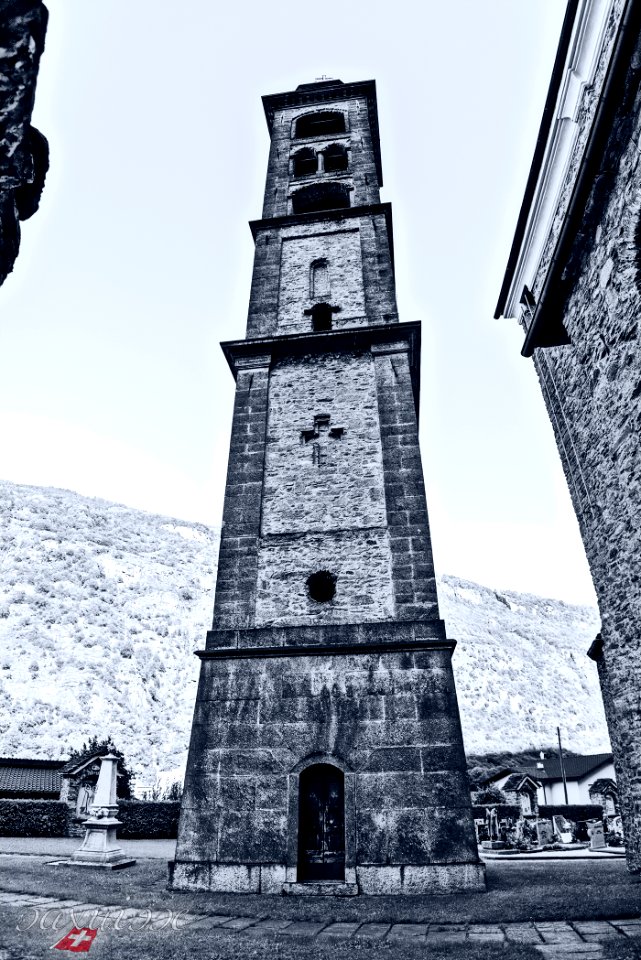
[197, 619, 454, 659]
[221, 321, 421, 414]
[249, 203, 395, 271]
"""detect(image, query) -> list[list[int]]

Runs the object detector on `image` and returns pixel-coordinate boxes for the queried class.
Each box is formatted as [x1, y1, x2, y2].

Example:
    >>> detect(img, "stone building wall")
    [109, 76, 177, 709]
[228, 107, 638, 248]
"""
[247, 211, 397, 339]
[261, 95, 380, 220]
[175, 640, 481, 895]
[277, 226, 366, 331]
[0, 0, 49, 287]
[175, 79, 484, 895]
[262, 351, 387, 535]
[529, 22, 641, 871]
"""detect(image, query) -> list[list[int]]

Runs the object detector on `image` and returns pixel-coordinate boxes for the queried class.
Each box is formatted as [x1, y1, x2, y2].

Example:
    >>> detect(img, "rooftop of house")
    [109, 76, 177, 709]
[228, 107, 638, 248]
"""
[501, 773, 540, 793]
[0, 757, 66, 797]
[589, 778, 617, 794]
[522, 754, 613, 783]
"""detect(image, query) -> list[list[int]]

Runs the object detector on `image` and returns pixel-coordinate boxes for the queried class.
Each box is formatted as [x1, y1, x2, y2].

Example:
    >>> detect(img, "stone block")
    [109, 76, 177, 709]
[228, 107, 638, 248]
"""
[359, 746, 422, 772]
[208, 864, 260, 893]
[280, 921, 331, 936]
[258, 864, 287, 894]
[387, 924, 427, 940]
[403, 863, 486, 894]
[220, 917, 258, 931]
[354, 923, 391, 939]
[245, 919, 294, 936]
[535, 922, 583, 943]
[356, 866, 402, 894]
[428, 808, 480, 862]
[170, 861, 211, 891]
[504, 923, 543, 943]
[318, 923, 362, 938]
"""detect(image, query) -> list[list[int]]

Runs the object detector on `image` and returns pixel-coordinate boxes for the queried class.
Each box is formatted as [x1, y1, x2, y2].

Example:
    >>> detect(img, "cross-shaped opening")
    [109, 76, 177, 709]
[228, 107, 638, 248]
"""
[301, 415, 345, 466]
[304, 302, 341, 332]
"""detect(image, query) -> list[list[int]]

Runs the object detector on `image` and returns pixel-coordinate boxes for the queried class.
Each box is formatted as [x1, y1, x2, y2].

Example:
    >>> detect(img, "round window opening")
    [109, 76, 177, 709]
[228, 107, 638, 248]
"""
[307, 570, 337, 603]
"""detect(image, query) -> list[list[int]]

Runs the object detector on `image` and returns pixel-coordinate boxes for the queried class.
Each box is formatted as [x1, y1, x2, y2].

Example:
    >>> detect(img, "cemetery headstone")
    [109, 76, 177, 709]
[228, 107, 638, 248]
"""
[589, 820, 606, 850]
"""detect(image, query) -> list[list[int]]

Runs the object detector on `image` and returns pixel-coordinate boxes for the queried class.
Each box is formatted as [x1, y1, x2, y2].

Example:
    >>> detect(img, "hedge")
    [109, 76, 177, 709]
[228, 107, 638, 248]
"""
[471, 805, 521, 820]
[117, 801, 180, 839]
[539, 804, 604, 822]
[0, 800, 68, 837]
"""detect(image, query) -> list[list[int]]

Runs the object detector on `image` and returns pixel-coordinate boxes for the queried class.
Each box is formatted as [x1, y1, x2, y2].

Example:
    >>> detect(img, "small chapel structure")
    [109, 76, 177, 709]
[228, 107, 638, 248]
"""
[170, 79, 485, 896]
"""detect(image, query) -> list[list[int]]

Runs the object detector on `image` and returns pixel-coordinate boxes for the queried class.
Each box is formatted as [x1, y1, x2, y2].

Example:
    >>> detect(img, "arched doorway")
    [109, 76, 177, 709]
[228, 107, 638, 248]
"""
[297, 763, 345, 882]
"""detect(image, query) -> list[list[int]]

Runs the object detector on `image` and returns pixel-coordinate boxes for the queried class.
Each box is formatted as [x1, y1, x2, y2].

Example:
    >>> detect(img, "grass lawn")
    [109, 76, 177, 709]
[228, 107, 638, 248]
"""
[0, 922, 546, 960]
[0, 856, 640, 960]
[0, 855, 638, 925]
[1, 919, 640, 960]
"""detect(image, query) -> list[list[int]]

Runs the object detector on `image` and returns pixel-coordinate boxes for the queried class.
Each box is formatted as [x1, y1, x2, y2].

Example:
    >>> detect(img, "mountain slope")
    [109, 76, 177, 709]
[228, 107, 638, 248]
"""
[0, 480, 217, 788]
[0, 480, 608, 789]
[438, 576, 606, 755]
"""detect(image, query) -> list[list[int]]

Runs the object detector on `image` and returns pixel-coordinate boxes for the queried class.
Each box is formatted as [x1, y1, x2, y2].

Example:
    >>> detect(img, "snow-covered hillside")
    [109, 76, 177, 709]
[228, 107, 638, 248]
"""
[0, 480, 609, 791]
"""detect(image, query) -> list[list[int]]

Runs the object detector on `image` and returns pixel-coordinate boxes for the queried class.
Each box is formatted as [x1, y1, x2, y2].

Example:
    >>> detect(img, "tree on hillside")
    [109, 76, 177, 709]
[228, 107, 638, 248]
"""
[474, 786, 508, 805]
[65, 735, 134, 798]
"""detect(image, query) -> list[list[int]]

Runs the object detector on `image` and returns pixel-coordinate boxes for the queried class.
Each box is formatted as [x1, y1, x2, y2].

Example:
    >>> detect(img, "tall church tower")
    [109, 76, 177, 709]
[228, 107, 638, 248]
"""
[171, 79, 485, 895]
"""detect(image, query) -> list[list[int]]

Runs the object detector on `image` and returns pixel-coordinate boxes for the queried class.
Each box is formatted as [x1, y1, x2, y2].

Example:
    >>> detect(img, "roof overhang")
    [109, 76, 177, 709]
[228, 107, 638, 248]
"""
[221, 321, 421, 420]
[494, 0, 638, 356]
[249, 203, 395, 274]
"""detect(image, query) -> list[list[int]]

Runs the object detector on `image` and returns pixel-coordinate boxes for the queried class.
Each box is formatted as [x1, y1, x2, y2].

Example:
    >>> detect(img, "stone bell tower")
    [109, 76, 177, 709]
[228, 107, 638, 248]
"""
[170, 79, 485, 895]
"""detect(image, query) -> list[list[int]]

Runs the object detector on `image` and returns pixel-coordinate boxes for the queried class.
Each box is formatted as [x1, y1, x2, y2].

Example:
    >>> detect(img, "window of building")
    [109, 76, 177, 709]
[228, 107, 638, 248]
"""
[291, 182, 350, 215]
[292, 148, 317, 178]
[310, 259, 329, 299]
[295, 111, 346, 139]
[310, 302, 333, 331]
[306, 571, 337, 603]
[323, 143, 348, 173]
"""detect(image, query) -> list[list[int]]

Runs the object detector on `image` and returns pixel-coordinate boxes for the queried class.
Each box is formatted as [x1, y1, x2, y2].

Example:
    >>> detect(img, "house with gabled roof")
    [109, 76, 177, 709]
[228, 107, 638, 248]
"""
[482, 754, 615, 807]
[477, 770, 540, 817]
[0, 758, 66, 800]
[522, 754, 615, 806]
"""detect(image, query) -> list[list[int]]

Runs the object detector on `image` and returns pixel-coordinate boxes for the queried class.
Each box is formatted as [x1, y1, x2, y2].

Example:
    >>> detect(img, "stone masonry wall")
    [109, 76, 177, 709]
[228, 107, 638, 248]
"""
[375, 344, 440, 620]
[255, 530, 394, 627]
[212, 359, 270, 630]
[262, 95, 380, 221]
[257, 349, 393, 626]
[246, 210, 397, 339]
[530, 23, 641, 871]
[277, 226, 365, 332]
[0, 0, 49, 287]
[262, 351, 387, 533]
[175, 645, 480, 894]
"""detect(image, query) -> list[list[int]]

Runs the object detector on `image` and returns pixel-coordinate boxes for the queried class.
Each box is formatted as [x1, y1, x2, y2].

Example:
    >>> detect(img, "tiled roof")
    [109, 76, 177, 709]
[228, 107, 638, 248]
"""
[502, 773, 539, 792]
[0, 758, 66, 797]
[589, 778, 617, 794]
[523, 753, 612, 783]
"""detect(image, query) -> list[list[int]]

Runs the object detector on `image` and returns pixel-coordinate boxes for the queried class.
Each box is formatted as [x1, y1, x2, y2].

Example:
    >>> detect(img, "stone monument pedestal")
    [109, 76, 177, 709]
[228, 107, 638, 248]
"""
[65, 755, 135, 870]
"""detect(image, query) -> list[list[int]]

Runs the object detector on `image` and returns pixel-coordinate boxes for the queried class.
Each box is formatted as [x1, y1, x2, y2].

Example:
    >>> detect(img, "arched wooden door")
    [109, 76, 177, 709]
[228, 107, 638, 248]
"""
[297, 763, 345, 882]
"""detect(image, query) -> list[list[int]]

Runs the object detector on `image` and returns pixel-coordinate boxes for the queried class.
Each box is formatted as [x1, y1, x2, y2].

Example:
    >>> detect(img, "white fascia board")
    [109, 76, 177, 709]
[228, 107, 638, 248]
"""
[503, 0, 616, 319]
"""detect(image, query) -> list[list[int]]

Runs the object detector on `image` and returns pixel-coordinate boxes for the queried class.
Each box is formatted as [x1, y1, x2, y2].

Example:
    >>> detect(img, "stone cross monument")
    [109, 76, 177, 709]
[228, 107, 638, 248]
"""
[170, 79, 485, 896]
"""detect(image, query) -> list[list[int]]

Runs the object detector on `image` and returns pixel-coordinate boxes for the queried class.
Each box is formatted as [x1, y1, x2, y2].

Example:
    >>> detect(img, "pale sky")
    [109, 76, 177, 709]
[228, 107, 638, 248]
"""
[0, 1, 598, 606]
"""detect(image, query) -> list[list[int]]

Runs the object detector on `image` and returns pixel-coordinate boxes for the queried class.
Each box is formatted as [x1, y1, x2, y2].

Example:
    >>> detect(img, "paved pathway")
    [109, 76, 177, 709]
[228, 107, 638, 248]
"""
[0, 838, 176, 860]
[0, 889, 639, 957]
